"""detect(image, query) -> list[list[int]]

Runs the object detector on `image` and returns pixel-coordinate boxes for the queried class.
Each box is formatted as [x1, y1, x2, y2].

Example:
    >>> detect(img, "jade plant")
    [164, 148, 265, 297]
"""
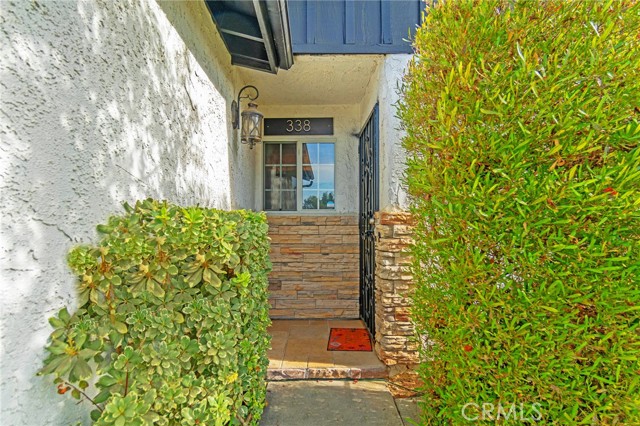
[39, 199, 272, 425]
[400, 0, 639, 424]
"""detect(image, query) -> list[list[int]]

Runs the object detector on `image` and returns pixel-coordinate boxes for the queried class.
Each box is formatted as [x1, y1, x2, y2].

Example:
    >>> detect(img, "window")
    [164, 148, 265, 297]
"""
[264, 142, 335, 211]
[302, 143, 335, 210]
[264, 143, 297, 211]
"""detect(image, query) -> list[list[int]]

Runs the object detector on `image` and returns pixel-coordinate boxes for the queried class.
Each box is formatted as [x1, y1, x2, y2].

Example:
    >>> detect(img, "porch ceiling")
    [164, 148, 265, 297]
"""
[237, 55, 382, 105]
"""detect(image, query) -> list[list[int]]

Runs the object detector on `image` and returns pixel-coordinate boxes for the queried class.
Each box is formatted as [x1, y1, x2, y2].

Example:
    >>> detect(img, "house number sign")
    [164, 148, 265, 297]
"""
[264, 118, 333, 136]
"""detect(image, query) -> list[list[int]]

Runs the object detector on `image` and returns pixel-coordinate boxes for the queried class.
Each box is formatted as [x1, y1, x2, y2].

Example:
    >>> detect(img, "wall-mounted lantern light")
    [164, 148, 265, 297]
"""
[232, 85, 263, 149]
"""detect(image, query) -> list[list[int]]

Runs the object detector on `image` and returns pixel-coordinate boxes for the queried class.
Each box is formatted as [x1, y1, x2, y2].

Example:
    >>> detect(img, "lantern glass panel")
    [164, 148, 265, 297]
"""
[241, 104, 263, 145]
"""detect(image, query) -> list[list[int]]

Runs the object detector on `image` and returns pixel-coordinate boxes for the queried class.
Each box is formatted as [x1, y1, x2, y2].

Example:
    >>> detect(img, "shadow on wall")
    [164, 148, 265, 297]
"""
[0, 0, 235, 424]
[157, 0, 257, 211]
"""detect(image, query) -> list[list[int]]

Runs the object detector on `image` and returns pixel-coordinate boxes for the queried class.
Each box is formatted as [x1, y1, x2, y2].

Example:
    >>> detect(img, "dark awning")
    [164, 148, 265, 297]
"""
[205, 0, 294, 74]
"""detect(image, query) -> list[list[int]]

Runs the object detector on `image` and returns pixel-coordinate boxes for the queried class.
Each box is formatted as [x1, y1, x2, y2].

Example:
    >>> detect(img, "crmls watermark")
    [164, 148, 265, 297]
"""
[461, 402, 543, 422]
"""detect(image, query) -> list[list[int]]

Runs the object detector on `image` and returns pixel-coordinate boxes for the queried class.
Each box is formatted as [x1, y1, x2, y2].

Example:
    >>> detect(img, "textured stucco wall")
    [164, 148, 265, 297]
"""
[359, 54, 412, 212]
[157, 1, 257, 210]
[254, 104, 360, 214]
[378, 55, 412, 212]
[0, 1, 242, 424]
[250, 55, 410, 215]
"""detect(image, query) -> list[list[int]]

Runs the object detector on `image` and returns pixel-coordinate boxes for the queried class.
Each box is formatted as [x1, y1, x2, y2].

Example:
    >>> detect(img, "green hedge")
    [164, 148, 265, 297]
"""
[400, 1, 639, 424]
[39, 199, 272, 426]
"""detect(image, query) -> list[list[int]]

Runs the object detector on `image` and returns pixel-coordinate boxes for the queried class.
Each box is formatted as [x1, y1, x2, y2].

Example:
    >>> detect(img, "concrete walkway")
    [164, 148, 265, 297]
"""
[259, 380, 421, 426]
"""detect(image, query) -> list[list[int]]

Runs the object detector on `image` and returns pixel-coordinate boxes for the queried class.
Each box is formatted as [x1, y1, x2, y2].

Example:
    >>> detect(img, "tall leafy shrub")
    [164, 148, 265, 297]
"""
[400, 1, 640, 424]
[39, 199, 272, 426]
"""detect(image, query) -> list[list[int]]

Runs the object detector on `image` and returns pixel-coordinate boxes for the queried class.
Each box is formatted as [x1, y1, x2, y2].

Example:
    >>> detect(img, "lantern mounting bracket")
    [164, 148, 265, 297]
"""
[232, 85, 259, 129]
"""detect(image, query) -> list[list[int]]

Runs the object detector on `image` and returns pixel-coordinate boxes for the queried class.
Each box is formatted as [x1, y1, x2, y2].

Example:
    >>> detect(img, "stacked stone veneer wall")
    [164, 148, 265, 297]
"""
[267, 215, 359, 319]
[374, 212, 420, 375]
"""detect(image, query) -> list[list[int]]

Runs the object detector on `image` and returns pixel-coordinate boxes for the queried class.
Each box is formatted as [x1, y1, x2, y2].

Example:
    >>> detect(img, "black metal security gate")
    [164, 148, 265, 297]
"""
[359, 104, 379, 336]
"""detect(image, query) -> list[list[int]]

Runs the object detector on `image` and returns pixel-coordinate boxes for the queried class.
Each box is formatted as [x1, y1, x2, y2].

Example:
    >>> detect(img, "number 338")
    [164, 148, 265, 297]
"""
[286, 119, 311, 133]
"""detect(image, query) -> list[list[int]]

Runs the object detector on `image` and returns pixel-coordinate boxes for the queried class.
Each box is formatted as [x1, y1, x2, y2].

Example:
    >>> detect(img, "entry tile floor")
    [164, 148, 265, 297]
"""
[267, 319, 387, 380]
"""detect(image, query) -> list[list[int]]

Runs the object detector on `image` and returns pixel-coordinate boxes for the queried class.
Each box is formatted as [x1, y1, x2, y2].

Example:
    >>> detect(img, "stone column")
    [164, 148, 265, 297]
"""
[373, 212, 420, 376]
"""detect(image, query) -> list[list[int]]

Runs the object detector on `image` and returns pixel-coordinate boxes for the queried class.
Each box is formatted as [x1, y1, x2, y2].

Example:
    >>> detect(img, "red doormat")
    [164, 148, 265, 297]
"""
[327, 328, 372, 352]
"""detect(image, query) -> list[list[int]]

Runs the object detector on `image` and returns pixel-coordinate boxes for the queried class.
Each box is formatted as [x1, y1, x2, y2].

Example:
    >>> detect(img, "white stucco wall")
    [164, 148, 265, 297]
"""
[157, 1, 257, 211]
[250, 54, 411, 215]
[359, 54, 412, 212]
[253, 104, 361, 214]
[0, 1, 245, 424]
